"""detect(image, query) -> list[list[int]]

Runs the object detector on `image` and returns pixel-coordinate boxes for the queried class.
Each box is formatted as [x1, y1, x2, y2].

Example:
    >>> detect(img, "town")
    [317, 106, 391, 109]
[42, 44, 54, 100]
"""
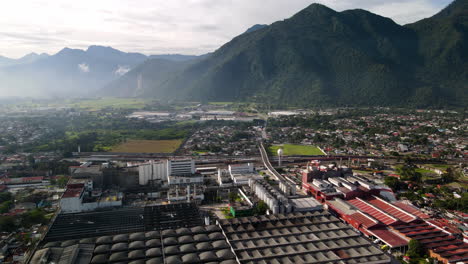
[0, 99, 466, 264]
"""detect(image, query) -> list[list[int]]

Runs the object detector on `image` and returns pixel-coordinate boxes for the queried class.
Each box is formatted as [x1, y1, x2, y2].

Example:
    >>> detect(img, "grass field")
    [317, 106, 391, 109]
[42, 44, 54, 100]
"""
[415, 168, 436, 174]
[424, 164, 451, 171]
[68, 98, 150, 110]
[111, 139, 182, 153]
[269, 144, 325, 156]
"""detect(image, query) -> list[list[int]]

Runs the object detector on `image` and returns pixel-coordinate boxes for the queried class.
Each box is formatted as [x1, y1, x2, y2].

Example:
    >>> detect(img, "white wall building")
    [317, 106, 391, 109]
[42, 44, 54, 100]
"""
[60, 184, 123, 213]
[229, 163, 254, 174]
[138, 161, 168, 185]
[168, 159, 196, 176]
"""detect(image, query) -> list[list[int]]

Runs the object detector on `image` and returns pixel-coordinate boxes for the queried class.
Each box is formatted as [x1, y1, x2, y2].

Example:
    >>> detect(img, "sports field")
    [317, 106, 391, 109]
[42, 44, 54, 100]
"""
[269, 144, 325, 156]
[111, 139, 182, 153]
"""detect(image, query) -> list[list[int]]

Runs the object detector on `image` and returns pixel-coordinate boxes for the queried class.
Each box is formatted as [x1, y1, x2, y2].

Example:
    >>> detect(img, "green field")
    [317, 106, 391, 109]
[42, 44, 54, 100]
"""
[415, 168, 436, 174]
[424, 164, 451, 171]
[68, 98, 150, 110]
[269, 144, 325, 156]
[18, 97, 152, 111]
[111, 139, 182, 153]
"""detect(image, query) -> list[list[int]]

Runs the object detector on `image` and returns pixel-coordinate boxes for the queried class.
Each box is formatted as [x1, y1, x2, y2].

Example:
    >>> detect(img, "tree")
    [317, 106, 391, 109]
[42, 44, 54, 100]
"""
[0, 201, 13, 214]
[0, 216, 16, 232]
[56, 176, 69, 188]
[0, 192, 13, 203]
[398, 166, 422, 183]
[407, 239, 425, 258]
[20, 209, 47, 228]
[441, 168, 458, 183]
[384, 177, 400, 191]
[254, 201, 268, 215]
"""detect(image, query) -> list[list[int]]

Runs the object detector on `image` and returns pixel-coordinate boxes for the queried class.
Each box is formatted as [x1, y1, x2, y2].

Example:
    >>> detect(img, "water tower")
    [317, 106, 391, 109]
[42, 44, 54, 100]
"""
[277, 148, 283, 167]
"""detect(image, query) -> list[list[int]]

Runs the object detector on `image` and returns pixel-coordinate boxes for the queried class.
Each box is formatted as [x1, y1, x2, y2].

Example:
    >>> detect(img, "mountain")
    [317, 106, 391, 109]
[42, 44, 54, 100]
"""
[0, 55, 14, 66]
[101, 58, 194, 97]
[148, 54, 200, 61]
[0, 45, 203, 97]
[15, 52, 50, 65]
[0, 46, 148, 97]
[107, 0, 467, 107]
[244, 24, 268, 34]
[405, 0, 468, 106]
[0, 52, 49, 67]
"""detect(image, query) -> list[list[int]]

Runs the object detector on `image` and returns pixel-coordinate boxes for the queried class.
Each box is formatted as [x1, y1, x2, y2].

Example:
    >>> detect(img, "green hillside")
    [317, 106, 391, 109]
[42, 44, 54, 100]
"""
[107, 0, 468, 108]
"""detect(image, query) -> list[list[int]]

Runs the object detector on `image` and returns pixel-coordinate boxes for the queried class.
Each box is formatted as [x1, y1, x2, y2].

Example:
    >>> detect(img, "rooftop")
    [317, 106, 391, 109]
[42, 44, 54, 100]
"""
[392, 201, 430, 219]
[35, 225, 237, 264]
[347, 198, 398, 226]
[62, 187, 83, 198]
[368, 228, 408, 248]
[44, 203, 203, 242]
[218, 211, 391, 264]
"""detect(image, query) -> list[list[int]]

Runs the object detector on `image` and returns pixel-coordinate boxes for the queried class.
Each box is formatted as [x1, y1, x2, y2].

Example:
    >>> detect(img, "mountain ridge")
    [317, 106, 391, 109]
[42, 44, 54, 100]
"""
[106, 0, 467, 107]
[0, 45, 200, 97]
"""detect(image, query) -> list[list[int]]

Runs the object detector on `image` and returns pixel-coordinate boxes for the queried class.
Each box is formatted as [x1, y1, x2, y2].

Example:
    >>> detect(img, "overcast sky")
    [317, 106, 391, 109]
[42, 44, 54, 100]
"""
[0, 0, 452, 58]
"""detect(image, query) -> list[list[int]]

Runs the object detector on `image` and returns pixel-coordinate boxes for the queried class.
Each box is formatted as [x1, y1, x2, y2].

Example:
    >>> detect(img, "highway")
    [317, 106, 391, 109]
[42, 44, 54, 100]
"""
[258, 143, 287, 182]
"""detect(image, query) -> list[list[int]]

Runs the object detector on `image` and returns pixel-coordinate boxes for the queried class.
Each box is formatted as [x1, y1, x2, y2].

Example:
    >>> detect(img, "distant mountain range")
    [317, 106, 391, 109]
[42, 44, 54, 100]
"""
[0, 52, 49, 67]
[1, 0, 466, 107]
[0, 46, 199, 97]
[104, 0, 467, 107]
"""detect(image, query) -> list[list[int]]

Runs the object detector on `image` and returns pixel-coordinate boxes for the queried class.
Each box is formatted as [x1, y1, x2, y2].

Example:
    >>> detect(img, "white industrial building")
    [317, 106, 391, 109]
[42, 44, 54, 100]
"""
[60, 184, 122, 213]
[167, 175, 204, 201]
[139, 159, 196, 186]
[168, 159, 196, 176]
[249, 179, 292, 215]
[228, 163, 258, 185]
[138, 161, 168, 185]
[228, 163, 254, 174]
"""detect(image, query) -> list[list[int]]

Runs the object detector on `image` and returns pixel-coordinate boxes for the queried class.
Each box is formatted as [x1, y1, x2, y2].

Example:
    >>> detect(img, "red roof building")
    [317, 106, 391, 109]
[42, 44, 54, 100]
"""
[368, 228, 408, 248]
[347, 198, 399, 226]
[392, 201, 430, 219]
[393, 222, 467, 263]
[366, 196, 417, 223]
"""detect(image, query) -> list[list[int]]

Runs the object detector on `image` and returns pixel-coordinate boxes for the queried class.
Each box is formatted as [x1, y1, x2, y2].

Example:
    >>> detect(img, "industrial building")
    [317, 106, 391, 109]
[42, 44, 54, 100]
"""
[138, 159, 196, 185]
[136, 159, 204, 202]
[326, 196, 468, 263]
[248, 179, 322, 215]
[301, 161, 393, 202]
[168, 159, 196, 176]
[138, 161, 168, 185]
[60, 183, 123, 213]
[167, 176, 204, 202]
[43, 203, 203, 243]
[227, 163, 260, 185]
[218, 211, 392, 264]
[32, 205, 392, 264]
[32, 225, 237, 264]
[249, 179, 292, 214]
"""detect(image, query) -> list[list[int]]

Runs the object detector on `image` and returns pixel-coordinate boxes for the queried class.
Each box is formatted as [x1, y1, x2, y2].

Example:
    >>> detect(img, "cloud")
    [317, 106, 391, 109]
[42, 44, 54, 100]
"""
[78, 63, 89, 73]
[0, 0, 452, 58]
[115, 65, 130, 76]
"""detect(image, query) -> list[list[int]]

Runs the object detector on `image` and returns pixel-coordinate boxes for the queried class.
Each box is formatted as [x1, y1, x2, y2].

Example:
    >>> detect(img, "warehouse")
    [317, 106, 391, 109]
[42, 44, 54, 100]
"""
[32, 225, 238, 264]
[326, 196, 468, 263]
[44, 203, 203, 242]
[218, 211, 392, 264]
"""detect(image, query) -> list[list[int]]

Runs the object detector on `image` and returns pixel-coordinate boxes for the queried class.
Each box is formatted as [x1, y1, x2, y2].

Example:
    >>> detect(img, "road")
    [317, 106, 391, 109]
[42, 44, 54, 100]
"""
[258, 143, 288, 182]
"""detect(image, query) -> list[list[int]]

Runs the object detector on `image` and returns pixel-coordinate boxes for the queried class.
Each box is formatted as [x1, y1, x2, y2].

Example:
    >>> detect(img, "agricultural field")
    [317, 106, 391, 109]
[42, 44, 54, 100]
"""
[111, 139, 183, 153]
[269, 144, 325, 156]
[13, 97, 151, 111]
[67, 98, 150, 110]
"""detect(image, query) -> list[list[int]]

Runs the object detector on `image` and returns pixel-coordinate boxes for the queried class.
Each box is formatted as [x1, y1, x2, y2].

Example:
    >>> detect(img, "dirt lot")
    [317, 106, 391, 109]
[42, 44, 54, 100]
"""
[111, 139, 183, 153]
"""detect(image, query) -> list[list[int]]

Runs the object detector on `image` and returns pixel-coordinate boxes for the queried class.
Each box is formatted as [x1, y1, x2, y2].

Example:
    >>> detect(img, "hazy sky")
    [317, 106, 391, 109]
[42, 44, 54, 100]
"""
[0, 0, 452, 58]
